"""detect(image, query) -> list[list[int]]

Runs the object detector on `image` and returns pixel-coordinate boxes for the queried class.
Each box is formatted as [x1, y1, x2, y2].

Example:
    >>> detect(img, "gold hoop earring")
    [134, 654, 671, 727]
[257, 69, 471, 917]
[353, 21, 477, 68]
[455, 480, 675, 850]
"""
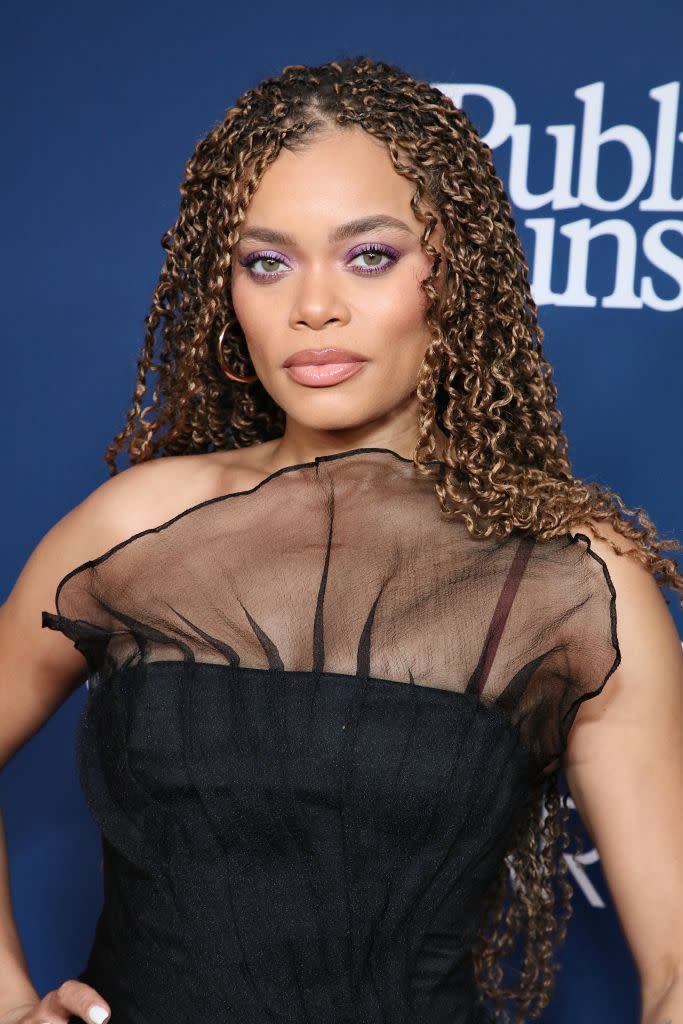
[216, 324, 258, 383]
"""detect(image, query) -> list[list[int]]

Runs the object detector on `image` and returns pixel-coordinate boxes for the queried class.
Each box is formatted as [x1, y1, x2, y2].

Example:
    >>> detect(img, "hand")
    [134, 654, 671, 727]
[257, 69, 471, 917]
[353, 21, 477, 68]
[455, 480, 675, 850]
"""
[0, 981, 111, 1024]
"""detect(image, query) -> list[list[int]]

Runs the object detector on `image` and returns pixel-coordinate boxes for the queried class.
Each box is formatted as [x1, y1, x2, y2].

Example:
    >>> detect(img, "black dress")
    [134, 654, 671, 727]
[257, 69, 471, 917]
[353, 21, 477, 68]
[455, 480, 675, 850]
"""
[41, 447, 620, 1024]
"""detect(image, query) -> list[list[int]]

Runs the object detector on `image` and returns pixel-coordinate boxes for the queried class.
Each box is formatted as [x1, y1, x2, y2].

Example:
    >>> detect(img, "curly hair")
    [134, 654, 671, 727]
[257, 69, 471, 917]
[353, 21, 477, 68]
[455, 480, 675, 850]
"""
[103, 55, 683, 1021]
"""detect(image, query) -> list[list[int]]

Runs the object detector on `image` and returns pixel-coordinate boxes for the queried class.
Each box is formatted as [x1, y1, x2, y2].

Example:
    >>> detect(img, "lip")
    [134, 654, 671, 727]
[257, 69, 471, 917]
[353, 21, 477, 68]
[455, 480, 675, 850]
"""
[285, 361, 367, 387]
[283, 348, 368, 367]
[282, 347, 369, 388]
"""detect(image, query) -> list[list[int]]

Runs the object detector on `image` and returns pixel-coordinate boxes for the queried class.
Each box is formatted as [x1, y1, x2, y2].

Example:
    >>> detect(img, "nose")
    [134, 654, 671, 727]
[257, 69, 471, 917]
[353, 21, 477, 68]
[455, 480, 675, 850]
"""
[289, 264, 350, 331]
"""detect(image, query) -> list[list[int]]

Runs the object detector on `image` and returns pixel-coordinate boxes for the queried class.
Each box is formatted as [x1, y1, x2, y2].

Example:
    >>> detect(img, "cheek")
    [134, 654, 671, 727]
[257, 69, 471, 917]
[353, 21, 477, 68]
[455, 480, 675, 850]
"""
[229, 274, 252, 330]
[229, 277, 277, 359]
[230, 280, 289, 389]
[374, 263, 430, 337]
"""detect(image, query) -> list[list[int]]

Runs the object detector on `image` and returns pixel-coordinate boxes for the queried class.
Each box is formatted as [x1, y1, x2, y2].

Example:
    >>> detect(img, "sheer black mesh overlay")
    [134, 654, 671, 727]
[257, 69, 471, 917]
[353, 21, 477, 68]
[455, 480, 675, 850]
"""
[41, 447, 621, 1023]
[43, 447, 619, 770]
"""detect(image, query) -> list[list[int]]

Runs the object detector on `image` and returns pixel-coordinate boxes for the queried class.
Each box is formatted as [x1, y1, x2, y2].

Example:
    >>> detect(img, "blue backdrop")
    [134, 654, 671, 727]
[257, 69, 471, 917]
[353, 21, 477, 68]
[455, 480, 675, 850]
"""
[2, 2, 681, 1020]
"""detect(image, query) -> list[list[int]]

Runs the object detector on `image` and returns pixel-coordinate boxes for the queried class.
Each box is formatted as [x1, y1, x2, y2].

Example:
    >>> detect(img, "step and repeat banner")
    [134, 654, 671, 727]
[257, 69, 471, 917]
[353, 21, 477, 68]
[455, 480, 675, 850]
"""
[2, 3, 681, 1021]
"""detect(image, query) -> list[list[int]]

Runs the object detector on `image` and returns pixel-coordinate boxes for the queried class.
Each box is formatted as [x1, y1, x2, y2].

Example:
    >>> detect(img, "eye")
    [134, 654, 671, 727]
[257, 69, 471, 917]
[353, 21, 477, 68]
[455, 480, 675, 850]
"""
[238, 251, 289, 278]
[238, 243, 400, 281]
[348, 244, 399, 275]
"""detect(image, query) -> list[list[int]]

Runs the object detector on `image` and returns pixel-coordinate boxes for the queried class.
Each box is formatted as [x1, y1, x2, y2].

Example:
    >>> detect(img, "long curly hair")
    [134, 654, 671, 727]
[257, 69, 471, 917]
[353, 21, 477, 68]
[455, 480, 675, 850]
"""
[103, 56, 682, 1021]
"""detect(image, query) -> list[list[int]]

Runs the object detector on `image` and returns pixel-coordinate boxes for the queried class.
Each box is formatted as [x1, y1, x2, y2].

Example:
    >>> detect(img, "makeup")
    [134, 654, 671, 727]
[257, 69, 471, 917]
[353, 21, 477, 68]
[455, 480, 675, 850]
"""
[283, 348, 368, 387]
[284, 361, 367, 387]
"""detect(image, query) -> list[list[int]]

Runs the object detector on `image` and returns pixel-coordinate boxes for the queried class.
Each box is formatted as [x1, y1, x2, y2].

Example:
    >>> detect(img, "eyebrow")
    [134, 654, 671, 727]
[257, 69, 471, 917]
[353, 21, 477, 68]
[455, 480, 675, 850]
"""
[236, 214, 416, 247]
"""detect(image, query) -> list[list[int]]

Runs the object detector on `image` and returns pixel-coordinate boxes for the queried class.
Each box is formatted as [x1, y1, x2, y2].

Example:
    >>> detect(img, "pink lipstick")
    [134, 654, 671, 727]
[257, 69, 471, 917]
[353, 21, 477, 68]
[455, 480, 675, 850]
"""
[282, 348, 368, 388]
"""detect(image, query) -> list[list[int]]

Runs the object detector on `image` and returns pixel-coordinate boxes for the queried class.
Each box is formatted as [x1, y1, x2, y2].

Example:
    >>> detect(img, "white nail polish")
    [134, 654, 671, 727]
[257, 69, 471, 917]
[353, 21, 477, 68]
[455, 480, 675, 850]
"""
[88, 1006, 109, 1024]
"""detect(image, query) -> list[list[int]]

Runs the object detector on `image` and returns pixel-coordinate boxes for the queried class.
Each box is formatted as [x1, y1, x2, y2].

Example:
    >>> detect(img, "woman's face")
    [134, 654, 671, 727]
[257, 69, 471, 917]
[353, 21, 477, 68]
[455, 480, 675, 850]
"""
[230, 124, 444, 443]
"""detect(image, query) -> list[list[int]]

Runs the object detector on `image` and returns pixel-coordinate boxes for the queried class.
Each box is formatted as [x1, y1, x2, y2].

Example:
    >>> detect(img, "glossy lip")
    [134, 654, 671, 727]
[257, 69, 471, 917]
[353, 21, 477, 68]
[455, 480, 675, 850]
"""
[285, 361, 367, 387]
[282, 347, 368, 367]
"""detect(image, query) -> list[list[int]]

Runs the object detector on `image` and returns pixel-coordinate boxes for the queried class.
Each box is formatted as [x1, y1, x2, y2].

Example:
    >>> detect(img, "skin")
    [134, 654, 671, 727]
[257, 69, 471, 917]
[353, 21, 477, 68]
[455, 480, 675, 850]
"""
[226, 122, 449, 476]
[0, 123, 682, 1023]
[559, 514, 683, 1023]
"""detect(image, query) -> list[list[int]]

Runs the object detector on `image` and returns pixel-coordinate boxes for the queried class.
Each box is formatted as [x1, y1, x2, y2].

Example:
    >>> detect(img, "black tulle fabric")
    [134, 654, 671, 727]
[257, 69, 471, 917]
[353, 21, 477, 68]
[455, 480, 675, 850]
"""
[41, 447, 620, 1024]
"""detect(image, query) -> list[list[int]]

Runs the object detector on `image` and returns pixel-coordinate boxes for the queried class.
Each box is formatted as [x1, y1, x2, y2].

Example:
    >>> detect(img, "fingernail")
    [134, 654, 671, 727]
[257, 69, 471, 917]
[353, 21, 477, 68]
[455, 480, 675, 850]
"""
[88, 1006, 109, 1024]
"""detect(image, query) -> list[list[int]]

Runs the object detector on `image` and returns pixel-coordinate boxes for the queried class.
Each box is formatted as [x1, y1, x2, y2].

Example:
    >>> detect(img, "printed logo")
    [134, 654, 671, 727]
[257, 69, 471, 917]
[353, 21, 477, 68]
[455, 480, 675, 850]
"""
[434, 82, 683, 310]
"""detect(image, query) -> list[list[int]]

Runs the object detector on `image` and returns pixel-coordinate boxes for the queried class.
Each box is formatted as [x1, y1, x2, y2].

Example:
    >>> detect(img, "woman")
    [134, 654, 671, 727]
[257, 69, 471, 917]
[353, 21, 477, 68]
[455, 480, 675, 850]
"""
[1, 56, 682, 1024]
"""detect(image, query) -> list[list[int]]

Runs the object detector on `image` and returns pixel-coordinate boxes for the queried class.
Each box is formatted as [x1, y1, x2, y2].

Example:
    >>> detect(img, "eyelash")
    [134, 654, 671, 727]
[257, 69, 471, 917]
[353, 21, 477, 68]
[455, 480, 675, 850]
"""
[238, 243, 400, 280]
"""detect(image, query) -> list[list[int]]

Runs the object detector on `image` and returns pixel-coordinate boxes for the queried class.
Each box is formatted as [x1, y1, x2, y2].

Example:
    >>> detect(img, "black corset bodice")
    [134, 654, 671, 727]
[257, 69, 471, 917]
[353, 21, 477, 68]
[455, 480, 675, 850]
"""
[42, 447, 620, 1024]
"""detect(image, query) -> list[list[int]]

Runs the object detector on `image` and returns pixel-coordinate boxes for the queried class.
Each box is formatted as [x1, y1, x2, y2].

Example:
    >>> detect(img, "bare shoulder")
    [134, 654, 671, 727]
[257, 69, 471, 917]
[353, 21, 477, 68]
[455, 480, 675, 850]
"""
[67, 447, 273, 561]
[0, 448, 270, 764]
[569, 515, 638, 559]
[568, 515, 670, 608]
[35, 445, 271, 599]
[27, 440, 285, 626]
[563, 514, 682, 753]
[569, 514, 679, 657]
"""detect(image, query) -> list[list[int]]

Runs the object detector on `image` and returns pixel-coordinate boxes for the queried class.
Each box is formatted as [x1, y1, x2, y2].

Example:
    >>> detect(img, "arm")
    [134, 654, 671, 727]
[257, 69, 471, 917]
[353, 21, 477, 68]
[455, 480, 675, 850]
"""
[639, 977, 683, 1024]
[562, 520, 683, 1023]
[0, 519, 93, 1011]
[0, 810, 40, 1014]
[0, 452, 218, 1013]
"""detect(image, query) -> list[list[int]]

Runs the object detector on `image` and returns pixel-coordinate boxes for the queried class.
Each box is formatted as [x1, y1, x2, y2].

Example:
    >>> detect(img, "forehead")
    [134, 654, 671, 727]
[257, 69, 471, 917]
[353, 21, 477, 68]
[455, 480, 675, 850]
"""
[242, 126, 417, 224]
